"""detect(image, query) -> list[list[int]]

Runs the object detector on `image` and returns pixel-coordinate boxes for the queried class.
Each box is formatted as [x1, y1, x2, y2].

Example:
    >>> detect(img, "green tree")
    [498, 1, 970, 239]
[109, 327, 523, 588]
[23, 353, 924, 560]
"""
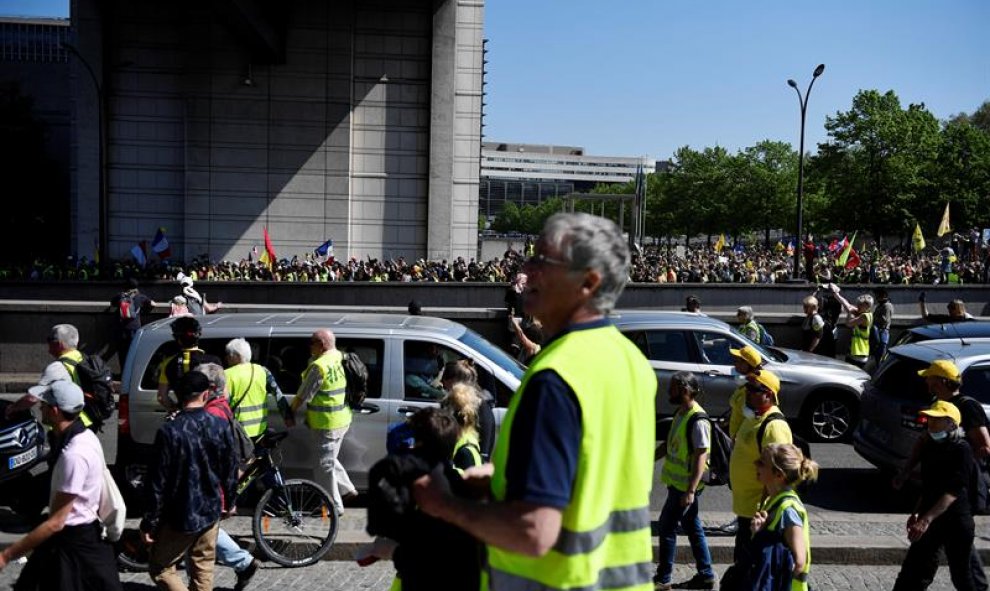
[927, 118, 990, 231]
[738, 140, 798, 246]
[812, 90, 941, 238]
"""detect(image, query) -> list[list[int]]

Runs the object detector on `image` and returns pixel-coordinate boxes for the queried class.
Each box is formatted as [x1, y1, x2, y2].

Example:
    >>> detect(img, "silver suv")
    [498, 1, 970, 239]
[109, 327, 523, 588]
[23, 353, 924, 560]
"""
[611, 311, 869, 441]
[117, 313, 523, 493]
[854, 339, 990, 474]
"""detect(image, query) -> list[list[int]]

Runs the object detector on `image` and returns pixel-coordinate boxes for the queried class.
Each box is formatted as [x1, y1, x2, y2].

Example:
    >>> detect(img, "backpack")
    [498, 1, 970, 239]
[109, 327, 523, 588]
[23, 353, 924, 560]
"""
[757, 322, 775, 347]
[686, 412, 733, 487]
[62, 355, 116, 424]
[342, 352, 369, 409]
[955, 395, 990, 515]
[757, 411, 812, 461]
[209, 398, 256, 468]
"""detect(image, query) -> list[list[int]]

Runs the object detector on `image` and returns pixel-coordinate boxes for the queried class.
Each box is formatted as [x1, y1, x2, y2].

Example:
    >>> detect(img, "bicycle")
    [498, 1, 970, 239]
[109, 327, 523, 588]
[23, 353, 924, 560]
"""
[117, 430, 339, 570]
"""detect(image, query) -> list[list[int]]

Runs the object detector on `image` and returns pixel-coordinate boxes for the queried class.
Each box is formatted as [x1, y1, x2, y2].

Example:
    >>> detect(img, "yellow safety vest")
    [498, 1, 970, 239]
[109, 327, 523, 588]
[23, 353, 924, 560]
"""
[661, 401, 708, 492]
[850, 312, 872, 358]
[59, 350, 93, 427]
[452, 429, 482, 477]
[487, 324, 657, 591]
[728, 385, 746, 439]
[225, 363, 268, 437]
[304, 350, 350, 431]
[729, 407, 792, 518]
[759, 489, 811, 591]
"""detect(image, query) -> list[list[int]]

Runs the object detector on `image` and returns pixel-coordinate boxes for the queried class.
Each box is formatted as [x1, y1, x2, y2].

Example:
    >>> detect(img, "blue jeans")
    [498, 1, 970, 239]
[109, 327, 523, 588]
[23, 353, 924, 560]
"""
[656, 486, 714, 584]
[215, 528, 254, 572]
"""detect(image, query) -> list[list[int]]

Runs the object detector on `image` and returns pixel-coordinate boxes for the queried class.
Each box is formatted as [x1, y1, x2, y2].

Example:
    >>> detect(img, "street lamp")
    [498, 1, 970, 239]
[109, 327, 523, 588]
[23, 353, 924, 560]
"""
[787, 63, 825, 281]
[61, 41, 107, 272]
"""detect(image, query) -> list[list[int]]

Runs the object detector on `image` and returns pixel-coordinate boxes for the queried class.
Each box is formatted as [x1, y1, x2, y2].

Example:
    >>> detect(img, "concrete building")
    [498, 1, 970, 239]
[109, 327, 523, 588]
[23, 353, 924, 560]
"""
[66, 0, 484, 263]
[479, 141, 655, 218]
[0, 17, 71, 261]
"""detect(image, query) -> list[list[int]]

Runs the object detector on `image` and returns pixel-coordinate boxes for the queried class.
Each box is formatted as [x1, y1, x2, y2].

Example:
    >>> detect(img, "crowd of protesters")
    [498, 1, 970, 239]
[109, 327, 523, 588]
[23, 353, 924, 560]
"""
[4, 233, 989, 285]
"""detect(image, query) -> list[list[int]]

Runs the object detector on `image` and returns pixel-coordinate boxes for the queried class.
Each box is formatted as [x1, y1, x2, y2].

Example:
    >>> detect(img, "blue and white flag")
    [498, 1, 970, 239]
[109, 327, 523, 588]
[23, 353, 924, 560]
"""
[314, 239, 334, 257]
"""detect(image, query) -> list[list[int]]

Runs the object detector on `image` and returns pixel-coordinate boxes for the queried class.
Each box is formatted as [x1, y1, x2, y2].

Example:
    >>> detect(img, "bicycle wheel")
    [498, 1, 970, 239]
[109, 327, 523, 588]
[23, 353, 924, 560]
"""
[252, 478, 338, 567]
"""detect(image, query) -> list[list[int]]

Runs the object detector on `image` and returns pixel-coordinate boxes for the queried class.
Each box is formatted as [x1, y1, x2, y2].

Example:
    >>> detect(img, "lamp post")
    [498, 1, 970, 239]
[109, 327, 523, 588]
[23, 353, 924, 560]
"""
[61, 41, 107, 272]
[787, 63, 825, 281]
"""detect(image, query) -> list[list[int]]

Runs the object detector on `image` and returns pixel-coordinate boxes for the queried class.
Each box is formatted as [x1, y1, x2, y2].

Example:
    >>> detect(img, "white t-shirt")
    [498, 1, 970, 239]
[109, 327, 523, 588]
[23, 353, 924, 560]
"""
[50, 429, 105, 526]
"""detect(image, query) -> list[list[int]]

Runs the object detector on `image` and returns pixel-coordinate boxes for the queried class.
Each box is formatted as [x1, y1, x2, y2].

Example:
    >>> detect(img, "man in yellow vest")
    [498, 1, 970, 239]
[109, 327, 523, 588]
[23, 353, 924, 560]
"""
[414, 212, 657, 591]
[290, 329, 356, 513]
[223, 338, 291, 439]
[654, 371, 715, 590]
[725, 369, 792, 587]
[156, 316, 220, 411]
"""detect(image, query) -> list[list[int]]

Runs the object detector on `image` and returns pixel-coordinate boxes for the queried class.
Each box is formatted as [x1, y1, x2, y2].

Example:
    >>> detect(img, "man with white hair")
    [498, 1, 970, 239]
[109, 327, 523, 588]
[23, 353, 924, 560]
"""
[223, 338, 292, 438]
[735, 306, 761, 343]
[414, 213, 657, 591]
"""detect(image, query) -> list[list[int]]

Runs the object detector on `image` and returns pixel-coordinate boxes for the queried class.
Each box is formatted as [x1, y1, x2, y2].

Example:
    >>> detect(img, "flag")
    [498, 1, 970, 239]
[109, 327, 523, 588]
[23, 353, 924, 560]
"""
[844, 246, 861, 270]
[733, 242, 745, 254]
[786, 241, 794, 256]
[314, 239, 334, 258]
[130, 241, 147, 267]
[250, 246, 258, 262]
[911, 223, 926, 252]
[263, 226, 277, 263]
[151, 227, 171, 259]
[714, 234, 725, 253]
[836, 231, 857, 267]
[937, 202, 951, 237]
[258, 250, 271, 268]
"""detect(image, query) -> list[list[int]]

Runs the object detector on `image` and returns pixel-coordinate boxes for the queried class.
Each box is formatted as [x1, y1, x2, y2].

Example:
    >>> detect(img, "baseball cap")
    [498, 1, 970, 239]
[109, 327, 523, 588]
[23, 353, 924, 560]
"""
[28, 361, 72, 397]
[28, 380, 84, 413]
[917, 359, 961, 383]
[730, 346, 763, 369]
[919, 400, 962, 425]
[746, 369, 781, 398]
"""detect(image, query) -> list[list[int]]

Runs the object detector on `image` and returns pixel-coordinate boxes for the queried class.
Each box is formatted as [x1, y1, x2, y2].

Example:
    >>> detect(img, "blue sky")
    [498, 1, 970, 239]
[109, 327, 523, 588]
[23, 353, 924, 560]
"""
[6, 0, 989, 160]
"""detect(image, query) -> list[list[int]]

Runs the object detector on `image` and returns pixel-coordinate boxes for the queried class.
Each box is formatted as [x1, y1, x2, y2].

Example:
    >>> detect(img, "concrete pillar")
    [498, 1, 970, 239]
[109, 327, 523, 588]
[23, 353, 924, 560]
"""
[69, 0, 103, 261]
[428, 0, 484, 260]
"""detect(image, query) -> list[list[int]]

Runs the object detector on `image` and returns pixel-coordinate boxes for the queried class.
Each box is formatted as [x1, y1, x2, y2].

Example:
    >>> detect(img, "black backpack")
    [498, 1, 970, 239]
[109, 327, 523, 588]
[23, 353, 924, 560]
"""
[342, 352, 369, 409]
[62, 355, 115, 424]
[686, 412, 733, 487]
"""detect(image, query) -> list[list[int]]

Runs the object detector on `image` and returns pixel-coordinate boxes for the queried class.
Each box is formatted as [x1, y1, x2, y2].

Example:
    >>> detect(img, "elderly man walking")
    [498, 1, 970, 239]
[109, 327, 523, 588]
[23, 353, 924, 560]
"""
[223, 338, 291, 439]
[290, 329, 356, 513]
[414, 212, 657, 591]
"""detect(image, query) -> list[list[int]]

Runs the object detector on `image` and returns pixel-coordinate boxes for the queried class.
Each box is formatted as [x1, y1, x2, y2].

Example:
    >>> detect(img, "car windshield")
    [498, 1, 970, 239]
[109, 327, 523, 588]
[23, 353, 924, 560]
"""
[458, 329, 525, 380]
[733, 330, 784, 363]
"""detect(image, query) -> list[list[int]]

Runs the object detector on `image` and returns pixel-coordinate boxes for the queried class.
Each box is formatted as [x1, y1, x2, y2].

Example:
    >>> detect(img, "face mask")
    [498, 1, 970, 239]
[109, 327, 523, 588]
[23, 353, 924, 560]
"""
[929, 430, 949, 442]
[742, 406, 756, 419]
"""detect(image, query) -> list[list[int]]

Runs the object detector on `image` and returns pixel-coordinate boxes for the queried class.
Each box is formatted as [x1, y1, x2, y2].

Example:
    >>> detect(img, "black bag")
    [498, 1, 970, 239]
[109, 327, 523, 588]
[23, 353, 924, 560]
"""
[757, 412, 812, 460]
[686, 412, 733, 487]
[342, 352, 369, 409]
[62, 355, 115, 423]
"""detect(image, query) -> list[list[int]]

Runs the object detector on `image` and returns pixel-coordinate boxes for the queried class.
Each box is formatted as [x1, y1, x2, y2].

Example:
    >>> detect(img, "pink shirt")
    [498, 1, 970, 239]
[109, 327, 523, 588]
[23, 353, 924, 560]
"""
[50, 429, 105, 526]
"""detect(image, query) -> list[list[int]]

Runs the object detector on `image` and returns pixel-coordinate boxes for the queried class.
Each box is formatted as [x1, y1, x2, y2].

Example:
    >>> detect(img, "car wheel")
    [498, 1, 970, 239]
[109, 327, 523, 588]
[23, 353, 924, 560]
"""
[804, 393, 857, 442]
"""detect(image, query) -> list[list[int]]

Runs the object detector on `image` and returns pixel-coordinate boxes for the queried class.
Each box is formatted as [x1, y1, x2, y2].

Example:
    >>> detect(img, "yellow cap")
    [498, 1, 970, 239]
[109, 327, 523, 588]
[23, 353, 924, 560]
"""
[730, 346, 763, 370]
[747, 369, 781, 398]
[919, 400, 962, 425]
[917, 359, 962, 382]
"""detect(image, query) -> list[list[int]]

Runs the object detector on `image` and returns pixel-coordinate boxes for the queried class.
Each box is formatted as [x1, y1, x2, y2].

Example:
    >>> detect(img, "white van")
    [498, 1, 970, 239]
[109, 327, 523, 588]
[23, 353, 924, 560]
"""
[117, 313, 523, 494]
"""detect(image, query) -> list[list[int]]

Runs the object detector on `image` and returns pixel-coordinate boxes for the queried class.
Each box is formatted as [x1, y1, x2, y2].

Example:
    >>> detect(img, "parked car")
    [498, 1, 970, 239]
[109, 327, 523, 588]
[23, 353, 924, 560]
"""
[889, 321, 990, 351]
[853, 339, 990, 474]
[610, 311, 869, 442]
[0, 400, 50, 518]
[117, 313, 523, 495]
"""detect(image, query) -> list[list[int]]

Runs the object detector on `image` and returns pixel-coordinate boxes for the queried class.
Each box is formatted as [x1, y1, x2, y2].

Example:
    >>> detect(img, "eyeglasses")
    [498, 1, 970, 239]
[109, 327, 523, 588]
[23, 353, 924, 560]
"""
[524, 253, 570, 268]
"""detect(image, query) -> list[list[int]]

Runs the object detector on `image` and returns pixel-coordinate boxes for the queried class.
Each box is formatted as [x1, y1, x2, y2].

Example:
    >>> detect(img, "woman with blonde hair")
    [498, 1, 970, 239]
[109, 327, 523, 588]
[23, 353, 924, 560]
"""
[746, 443, 819, 591]
[440, 359, 495, 460]
[441, 384, 483, 475]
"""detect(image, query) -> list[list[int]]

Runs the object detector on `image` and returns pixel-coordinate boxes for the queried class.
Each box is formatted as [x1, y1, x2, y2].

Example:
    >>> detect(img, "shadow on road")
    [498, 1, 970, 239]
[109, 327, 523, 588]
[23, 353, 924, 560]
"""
[803, 467, 917, 513]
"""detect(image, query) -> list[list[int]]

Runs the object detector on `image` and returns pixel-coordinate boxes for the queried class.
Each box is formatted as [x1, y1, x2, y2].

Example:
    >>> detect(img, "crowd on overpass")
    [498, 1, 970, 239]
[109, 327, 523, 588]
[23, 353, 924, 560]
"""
[4, 237, 989, 285]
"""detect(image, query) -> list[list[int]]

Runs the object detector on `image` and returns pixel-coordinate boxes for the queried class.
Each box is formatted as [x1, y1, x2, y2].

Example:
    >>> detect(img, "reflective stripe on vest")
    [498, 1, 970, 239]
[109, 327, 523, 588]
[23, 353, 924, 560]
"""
[850, 312, 872, 357]
[660, 402, 708, 492]
[225, 363, 268, 437]
[761, 489, 811, 591]
[488, 324, 656, 591]
[60, 351, 93, 427]
[305, 351, 351, 430]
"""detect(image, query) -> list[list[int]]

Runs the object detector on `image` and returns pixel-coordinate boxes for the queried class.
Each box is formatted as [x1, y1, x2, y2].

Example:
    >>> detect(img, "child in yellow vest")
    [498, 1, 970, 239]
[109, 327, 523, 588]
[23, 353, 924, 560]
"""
[748, 443, 819, 591]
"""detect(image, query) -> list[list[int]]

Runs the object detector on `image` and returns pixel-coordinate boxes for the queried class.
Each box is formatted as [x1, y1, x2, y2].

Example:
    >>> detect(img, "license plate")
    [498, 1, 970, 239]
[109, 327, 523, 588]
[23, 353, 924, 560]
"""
[8, 447, 38, 470]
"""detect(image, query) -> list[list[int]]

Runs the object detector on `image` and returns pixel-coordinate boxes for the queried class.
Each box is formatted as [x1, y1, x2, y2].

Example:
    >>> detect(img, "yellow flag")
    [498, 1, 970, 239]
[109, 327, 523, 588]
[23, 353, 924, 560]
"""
[912, 223, 926, 252]
[937, 202, 951, 237]
[258, 250, 271, 269]
[714, 234, 725, 253]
